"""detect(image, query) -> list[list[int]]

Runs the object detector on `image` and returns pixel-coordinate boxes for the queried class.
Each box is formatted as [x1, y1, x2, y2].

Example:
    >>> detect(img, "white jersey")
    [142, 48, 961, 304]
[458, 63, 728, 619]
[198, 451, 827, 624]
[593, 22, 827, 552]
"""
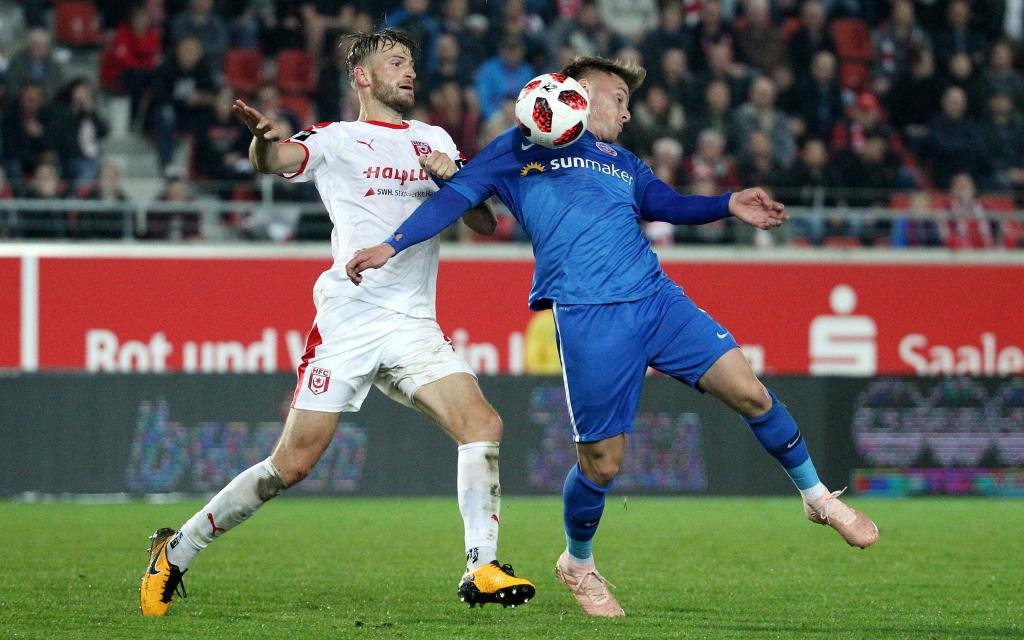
[283, 119, 462, 319]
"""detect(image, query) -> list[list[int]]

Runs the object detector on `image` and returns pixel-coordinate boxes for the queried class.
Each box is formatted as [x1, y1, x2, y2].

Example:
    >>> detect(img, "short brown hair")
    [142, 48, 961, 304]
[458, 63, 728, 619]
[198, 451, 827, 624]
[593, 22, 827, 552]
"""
[561, 56, 647, 93]
[340, 29, 417, 84]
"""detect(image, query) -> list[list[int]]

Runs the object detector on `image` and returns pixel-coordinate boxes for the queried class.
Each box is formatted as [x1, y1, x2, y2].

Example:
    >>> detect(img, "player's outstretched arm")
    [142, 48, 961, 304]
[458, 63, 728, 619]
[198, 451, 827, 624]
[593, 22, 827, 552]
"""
[639, 180, 733, 225]
[639, 181, 788, 230]
[417, 151, 496, 236]
[728, 187, 788, 230]
[231, 99, 306, 175]
[345, 186, 473, 284]
[346, 243, 397, 284]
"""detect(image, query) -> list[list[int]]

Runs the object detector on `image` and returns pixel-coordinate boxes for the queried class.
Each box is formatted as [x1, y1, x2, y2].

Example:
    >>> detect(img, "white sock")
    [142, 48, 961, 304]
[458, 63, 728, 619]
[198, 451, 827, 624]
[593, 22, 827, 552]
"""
[167, 457, 286, 570]
[566, 552, 596, 571]
[800, 482, 828, 502]
[458, 441, 500, 571]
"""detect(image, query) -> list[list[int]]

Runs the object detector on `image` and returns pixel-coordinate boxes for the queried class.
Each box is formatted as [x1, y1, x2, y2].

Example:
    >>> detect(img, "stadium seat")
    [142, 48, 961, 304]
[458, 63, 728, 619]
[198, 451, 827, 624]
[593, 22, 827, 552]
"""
[979, 196, 1022, 248]
[98, 44, 122, 91]
[280, 93, 315, 127]
[889, 193, 913, 210]
[979, 195, 1015, 212]
[275, 49, 318, 94]
[781, 16, 803, 42]
[54, 1, 104, 47]
[831, 17, 873, 62]
[225, 49, 265, 96]
[822, 236, 863, 248]
[225, 183, 257, 231]
[1001, 220, 1024, 248]
[838, 61, 870, 90]
[929, 194, 953, 210]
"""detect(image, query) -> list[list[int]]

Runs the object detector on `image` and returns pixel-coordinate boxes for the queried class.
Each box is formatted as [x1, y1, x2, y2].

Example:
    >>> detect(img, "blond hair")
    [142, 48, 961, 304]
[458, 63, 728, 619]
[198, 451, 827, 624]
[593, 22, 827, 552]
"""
[561, 56, 647, 93]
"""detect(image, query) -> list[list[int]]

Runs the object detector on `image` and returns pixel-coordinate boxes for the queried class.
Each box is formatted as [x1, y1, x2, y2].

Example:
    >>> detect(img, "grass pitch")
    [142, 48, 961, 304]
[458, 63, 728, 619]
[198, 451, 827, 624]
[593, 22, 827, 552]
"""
[0, 496, 1020, 640]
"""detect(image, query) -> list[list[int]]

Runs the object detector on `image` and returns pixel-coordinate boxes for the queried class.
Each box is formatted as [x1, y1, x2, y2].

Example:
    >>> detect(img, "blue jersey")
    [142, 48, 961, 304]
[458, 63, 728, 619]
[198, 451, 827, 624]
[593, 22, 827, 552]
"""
[446, 128, 670, 310]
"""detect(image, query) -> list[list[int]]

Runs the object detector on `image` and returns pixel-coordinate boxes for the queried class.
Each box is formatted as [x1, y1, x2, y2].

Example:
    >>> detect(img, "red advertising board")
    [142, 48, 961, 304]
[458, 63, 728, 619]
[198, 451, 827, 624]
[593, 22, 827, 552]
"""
[38, 257, 328, 373]
[660, 262, 1024, 376]
[0, 258, 20, 368]
[4, 251, 1023, 375]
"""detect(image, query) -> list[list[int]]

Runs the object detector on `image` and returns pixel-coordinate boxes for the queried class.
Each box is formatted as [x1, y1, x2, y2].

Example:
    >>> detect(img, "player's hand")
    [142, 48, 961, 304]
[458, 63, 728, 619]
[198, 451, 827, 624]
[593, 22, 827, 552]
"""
[419, 151, 458, 180]
[345, 243, 398, 285]
[728, 188, 788, 230]
[232, 99, 286, 143]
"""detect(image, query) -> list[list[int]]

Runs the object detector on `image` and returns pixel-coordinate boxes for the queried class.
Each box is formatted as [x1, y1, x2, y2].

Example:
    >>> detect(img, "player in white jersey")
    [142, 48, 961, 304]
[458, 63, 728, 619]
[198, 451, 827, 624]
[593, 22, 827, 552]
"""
[140, 29, 535, 617]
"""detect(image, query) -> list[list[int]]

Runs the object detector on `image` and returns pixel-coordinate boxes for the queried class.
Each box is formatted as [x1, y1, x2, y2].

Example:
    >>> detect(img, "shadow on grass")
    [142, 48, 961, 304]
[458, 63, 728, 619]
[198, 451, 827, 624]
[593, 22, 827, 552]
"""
[705, 622, 1022, 639]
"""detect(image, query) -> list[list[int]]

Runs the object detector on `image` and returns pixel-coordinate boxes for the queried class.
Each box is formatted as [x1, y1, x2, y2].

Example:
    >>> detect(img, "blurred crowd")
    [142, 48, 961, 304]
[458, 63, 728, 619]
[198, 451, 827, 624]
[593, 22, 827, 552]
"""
[0, 0, 1022, 247]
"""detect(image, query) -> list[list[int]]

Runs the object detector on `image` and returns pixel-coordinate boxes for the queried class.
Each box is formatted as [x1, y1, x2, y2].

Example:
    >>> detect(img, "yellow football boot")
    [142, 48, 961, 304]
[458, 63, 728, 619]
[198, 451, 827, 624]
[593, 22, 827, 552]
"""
[140, 528, 187, 616]
[458, 561, 535, 608]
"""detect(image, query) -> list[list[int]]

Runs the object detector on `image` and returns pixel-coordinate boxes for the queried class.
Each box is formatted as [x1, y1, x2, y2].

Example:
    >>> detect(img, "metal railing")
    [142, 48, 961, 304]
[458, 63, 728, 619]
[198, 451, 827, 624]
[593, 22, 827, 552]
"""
[1, 197, 1023, 247]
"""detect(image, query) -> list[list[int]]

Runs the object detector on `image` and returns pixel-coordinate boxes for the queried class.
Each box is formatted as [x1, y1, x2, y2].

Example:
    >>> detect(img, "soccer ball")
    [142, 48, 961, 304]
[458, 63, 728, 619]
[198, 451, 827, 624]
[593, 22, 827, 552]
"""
[515, 73, 590, 149]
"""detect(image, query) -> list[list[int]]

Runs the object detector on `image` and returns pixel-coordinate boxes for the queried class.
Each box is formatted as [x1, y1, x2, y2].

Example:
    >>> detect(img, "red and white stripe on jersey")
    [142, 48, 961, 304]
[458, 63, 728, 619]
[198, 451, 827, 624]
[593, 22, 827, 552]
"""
[291, 322, 323, 406]
[278, 140, 310, 179]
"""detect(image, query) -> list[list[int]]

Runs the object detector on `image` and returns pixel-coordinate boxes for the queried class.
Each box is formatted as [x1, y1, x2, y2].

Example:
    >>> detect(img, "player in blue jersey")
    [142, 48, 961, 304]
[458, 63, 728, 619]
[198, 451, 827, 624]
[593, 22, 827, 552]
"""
[347, 56, 878, 618]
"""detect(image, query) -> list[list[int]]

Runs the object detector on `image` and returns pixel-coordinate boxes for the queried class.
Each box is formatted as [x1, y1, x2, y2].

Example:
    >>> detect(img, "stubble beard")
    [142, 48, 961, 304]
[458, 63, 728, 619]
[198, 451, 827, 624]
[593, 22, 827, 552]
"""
[373, 82, 415, 114]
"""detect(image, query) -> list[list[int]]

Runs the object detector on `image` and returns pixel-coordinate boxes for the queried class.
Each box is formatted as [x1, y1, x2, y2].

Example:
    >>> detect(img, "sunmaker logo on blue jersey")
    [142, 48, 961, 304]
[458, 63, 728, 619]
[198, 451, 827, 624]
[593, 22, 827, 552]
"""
[519, 156, 634, 185]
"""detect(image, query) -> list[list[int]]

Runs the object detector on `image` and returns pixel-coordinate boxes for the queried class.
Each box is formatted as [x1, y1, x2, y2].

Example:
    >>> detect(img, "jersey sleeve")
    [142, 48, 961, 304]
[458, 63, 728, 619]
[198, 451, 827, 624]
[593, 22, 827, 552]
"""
[638, 180, 732, 224]
[629, 151, 731, 224]
[432, 125, 463, 166]
[629, 152, 660, 205]
[445, 133, 509, 206]
[428, 125, 467, 189]
[278, 123, 333, 182]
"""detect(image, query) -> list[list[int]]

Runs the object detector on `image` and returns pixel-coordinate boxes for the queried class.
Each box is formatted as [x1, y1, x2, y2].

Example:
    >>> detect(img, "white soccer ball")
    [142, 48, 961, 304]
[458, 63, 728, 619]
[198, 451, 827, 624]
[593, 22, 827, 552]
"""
[514, 73, 590, 149]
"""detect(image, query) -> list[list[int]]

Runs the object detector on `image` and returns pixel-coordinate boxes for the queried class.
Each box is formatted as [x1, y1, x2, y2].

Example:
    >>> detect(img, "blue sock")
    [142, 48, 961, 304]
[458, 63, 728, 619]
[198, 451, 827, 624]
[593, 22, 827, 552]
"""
[744, 389, 821, 491]
[562, 463, 610, 561]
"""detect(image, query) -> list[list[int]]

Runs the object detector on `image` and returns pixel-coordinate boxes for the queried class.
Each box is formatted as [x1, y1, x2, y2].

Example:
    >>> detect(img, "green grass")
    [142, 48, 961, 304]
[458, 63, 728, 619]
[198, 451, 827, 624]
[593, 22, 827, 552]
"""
[0, 497, 1021, 639]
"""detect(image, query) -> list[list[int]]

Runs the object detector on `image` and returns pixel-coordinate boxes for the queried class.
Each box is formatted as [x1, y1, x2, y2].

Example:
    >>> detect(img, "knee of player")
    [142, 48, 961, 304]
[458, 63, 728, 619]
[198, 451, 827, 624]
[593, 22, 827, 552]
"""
[737, 382, 773, 418]
[590, 464, 619, 486]
[469, 409, 503, 442]
[276, 461, 313, 487]
[585, 458, 621, 486]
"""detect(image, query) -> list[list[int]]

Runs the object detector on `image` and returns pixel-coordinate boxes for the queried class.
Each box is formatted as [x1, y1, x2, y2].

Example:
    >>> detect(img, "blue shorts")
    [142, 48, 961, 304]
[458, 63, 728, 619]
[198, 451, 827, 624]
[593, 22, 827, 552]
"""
[552, 281, 739, 443]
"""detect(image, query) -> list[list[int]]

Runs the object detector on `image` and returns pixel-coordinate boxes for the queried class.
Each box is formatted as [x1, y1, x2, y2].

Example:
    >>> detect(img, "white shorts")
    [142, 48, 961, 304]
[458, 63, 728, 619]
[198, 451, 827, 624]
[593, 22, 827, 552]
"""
[291, 296, 476, 413]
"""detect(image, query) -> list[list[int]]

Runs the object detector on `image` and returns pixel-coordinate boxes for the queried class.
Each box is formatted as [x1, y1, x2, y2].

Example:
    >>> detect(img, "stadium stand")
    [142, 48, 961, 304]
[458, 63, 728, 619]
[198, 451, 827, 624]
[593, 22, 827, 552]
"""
[0, 0, 1019, 245]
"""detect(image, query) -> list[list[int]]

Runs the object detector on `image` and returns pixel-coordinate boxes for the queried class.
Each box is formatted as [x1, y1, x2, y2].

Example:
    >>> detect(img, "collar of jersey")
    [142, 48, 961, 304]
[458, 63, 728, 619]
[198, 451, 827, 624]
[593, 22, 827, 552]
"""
[361, 119, 410, 129]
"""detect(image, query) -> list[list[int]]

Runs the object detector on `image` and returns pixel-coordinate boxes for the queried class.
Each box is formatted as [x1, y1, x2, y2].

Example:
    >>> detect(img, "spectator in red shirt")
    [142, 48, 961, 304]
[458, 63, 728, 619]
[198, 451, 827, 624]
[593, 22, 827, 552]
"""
[101, 5, 162, 123]
[941, 172, 995, 249]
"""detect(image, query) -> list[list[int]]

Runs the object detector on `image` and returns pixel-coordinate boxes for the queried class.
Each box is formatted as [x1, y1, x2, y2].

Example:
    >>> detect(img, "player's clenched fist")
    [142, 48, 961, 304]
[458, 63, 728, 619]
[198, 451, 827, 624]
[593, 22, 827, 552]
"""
[346, 243, 397, 284]
[418, 151, 458, 180]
